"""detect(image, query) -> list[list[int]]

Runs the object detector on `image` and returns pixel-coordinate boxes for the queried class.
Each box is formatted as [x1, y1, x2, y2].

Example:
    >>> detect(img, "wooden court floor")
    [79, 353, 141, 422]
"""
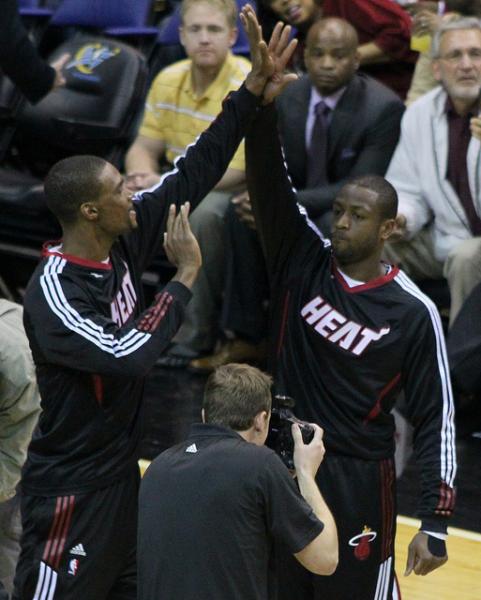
[395, 516, 481, 599]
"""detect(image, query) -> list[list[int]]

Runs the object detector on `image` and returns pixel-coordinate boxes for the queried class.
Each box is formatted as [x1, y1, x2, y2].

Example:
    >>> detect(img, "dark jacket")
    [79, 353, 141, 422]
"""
[276, 73, 404, 218]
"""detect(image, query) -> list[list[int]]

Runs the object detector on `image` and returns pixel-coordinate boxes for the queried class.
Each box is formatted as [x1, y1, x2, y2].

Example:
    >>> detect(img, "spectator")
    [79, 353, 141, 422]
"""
[138, 363, 338, 600]
[0, 300, 41, 600]
[191, 17, 404, 371]
[386, 17, 481, 325]
[1, 0, 68, 103]
[12, 16, 297, 599]
[125, 0, 251, 367]
[242, 8, 456, 596]
[261, 0, 417, 97]
[406, 1, 481, 106]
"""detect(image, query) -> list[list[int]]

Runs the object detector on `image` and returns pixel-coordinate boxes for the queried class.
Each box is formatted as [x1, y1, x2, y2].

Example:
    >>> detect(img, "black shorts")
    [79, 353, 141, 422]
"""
[13, 466, 139, 600]
[275, 454, 400, 600]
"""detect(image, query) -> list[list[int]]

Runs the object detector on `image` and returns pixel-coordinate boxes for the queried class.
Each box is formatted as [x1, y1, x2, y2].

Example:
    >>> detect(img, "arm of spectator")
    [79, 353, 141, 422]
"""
[1, 0, 60, 103]
[0, 375, 40, 502]
[357, 41, 391, 65]
[125, 135, 166, 191]
[27, 205, 200, 377]
[292, 424, 339, 576]
[298, 100, 404, 217]
[385, 111, 432, 238]
[231, 190, 256, 230]
[0, 303, 41, 502]
[215, 167, 245, 192]
[339, 0, 414, 61]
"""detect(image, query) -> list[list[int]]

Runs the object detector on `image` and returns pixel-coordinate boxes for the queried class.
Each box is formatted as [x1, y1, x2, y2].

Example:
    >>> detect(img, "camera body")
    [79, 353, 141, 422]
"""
[266, 395, 314, 470]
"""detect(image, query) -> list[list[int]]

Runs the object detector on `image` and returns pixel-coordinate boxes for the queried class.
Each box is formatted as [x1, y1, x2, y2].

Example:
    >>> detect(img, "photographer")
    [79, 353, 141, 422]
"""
[137, 363, 338, 600]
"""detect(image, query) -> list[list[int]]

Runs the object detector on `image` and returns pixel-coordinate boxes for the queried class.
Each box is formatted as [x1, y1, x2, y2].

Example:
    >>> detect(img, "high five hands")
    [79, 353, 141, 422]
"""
[242, 3, 298, 103]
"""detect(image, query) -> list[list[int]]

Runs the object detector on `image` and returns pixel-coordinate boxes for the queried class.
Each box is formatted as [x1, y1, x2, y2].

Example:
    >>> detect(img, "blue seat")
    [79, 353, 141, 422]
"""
[50, 0, 159, 39]
[157, 0, 257, 56]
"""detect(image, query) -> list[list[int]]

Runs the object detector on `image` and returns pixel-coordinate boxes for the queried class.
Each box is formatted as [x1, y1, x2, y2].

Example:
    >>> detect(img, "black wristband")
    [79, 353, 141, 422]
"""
[427, 535, 446, 557]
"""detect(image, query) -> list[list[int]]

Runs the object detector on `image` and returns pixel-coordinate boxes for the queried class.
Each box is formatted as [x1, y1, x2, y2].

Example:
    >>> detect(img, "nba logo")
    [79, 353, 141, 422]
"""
[68, 558, 79, 576]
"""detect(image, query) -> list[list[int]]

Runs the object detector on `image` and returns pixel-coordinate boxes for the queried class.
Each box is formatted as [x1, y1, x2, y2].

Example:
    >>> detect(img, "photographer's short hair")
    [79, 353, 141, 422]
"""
[44, 155, 108, 225]
[203, 364, 272, 430]
[181, 0, 238, 28]
[431, 16, 481, 58]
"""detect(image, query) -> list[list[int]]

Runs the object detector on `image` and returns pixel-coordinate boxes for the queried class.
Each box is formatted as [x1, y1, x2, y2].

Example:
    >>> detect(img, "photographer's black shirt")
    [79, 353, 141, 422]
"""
[246, 105, 456, 526]
[138, 424, 323, 600]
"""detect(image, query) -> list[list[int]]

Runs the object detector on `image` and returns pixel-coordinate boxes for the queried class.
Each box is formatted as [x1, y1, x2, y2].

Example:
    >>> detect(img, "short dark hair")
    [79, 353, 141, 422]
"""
[44, 155, 109, 224]
[347, 174, 398, 220]
[203, 363, 272, 430]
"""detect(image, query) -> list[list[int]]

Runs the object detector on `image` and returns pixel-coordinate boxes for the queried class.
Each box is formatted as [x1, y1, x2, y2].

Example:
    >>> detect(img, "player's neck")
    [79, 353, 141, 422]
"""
[336, 255, 386, 283]
[61, 227, 113, 263]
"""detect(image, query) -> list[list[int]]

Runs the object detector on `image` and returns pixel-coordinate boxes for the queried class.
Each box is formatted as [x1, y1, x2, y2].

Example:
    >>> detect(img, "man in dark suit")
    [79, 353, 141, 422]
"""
[190, 17, 405, 371]
[277, 17, 404, 229]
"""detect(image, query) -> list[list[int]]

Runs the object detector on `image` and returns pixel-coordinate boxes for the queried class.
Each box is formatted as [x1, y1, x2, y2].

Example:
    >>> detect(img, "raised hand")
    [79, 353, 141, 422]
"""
[263, 19, 299, 104]
[241, 3, 298, 102]
[242, 3, 274, 97]
[164, 203, 202, 290]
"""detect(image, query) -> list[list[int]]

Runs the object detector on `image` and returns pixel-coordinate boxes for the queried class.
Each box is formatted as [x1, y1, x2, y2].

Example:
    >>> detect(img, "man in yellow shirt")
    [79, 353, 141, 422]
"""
[125, 0, 250, 365]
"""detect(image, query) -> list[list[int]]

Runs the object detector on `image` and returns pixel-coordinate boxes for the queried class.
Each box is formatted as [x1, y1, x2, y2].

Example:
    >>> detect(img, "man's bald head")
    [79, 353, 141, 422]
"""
[304, 17, 360, 96]
[306, 17, 359, 52]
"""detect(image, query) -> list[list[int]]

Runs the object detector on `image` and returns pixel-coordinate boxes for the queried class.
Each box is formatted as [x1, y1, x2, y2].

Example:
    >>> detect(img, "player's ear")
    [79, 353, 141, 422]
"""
[80, 202, 99, 221]
[380, 218, 395, 242]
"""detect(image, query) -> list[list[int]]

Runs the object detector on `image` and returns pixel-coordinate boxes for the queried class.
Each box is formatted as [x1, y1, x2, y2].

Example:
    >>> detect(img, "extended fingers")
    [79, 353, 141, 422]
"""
[268, 21, 283, 55]
[279, 38, 298, 70]
[166, 203, 176, 235]
[179, 202, 192, 236]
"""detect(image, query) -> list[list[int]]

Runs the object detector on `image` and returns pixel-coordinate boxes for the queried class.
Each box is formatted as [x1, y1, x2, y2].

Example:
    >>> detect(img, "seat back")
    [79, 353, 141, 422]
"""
[13, 35, 148, 174]
[50, 0, 155, 28]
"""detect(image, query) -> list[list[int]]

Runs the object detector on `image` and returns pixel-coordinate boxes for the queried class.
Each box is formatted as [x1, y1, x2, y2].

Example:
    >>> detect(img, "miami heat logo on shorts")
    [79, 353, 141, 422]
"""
[348, 525, 377, 560]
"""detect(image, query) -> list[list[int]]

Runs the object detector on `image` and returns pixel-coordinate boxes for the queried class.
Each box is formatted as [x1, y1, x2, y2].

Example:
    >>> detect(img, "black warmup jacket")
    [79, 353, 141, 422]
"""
[21, 84, 259, 496]
[247, 105, 456, 529]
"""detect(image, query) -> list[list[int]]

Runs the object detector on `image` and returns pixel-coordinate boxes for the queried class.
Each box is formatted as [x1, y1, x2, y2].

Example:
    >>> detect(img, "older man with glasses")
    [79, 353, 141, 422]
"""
[386, 17, 481, 325]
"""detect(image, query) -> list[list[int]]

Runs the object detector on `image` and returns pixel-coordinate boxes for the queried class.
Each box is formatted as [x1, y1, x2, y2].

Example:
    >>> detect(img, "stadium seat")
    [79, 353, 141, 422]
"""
[50, 0, 160, 39]
[0, 35, 149, 297]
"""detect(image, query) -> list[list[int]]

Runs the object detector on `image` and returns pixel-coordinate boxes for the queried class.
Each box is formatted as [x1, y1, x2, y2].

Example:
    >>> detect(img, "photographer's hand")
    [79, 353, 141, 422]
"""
[292, 423, 325, 479]
[291, 423, 339, 575]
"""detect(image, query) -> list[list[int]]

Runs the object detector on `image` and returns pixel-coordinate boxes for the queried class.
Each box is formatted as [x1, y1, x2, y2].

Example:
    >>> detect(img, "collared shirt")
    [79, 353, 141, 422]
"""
[138, 422, 323, 600]
[305, 85, 346, 150]
[139, 52, 251, 171]
[445, 96, 481, 235]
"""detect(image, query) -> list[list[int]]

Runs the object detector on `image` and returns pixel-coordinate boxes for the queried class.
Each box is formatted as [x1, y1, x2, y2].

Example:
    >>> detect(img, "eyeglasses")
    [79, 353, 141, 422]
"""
[438, 49, 481, 63]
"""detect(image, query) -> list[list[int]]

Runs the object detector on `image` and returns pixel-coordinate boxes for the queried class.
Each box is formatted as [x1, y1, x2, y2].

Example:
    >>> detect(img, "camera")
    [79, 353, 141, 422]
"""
[266, 395, 314, 470]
